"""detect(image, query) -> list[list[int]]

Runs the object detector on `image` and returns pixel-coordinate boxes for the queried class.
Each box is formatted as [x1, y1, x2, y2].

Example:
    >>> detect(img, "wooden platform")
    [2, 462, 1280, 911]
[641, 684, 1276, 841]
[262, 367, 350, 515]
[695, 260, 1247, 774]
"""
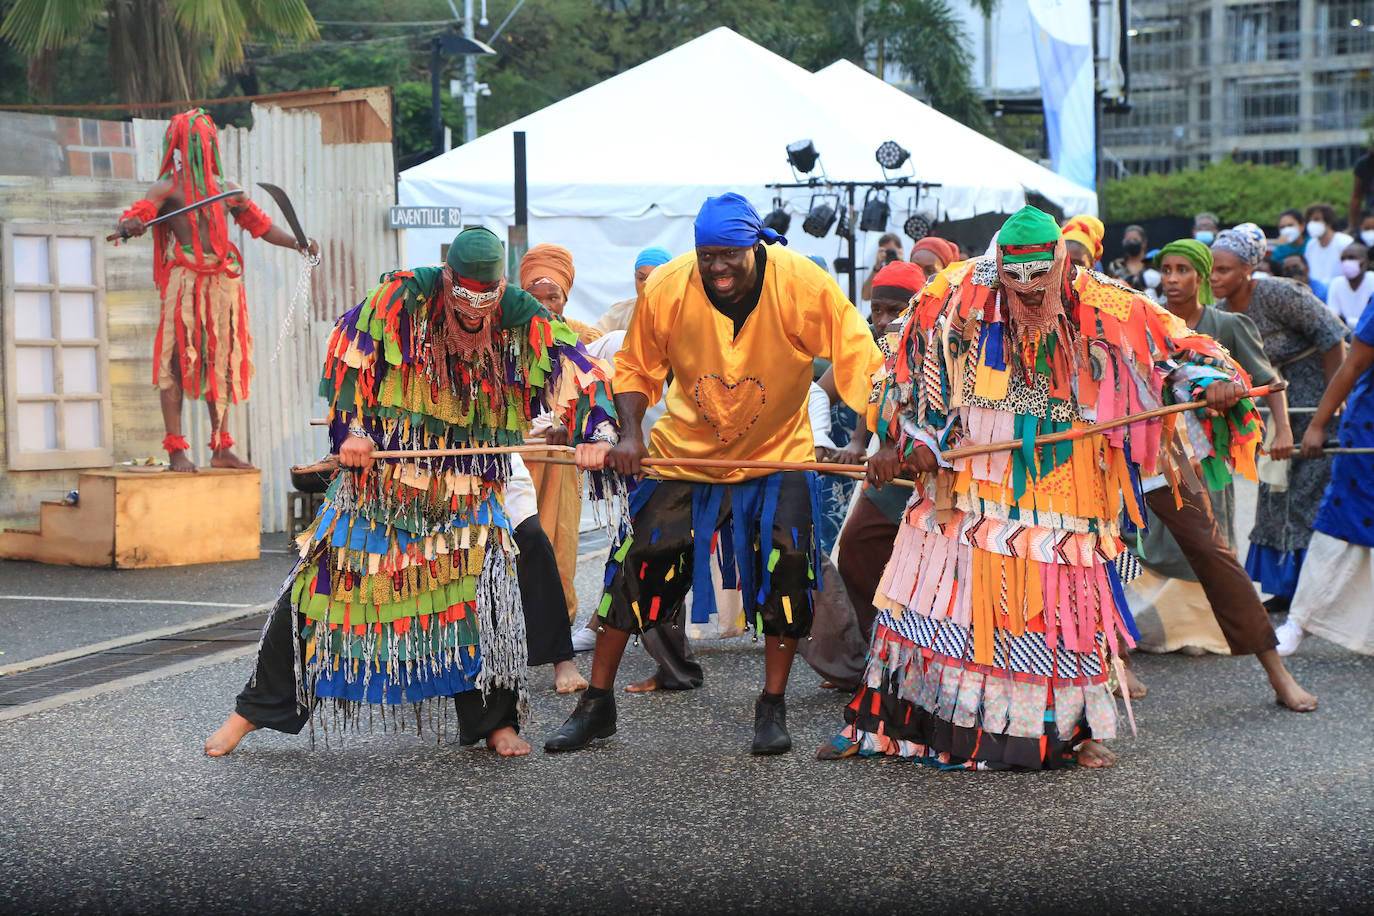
[0, 468, 260, 568]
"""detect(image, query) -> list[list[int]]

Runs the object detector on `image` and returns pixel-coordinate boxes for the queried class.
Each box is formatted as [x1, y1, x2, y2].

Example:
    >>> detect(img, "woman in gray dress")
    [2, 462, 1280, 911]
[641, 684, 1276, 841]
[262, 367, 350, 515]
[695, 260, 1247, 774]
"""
[1211, 223, 1348, 607]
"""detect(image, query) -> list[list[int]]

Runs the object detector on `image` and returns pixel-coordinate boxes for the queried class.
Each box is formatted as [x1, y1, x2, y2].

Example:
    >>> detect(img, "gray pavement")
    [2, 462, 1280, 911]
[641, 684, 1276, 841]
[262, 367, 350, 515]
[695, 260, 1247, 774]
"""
[0, 625, 1369, 913]
[0, 534, 298, 667]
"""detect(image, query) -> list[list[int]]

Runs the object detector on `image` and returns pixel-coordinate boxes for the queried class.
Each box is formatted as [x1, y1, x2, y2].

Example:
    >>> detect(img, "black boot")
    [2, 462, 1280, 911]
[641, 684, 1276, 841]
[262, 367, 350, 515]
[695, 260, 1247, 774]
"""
[751, 693, 791, 755]
[544, 690, 617, 752]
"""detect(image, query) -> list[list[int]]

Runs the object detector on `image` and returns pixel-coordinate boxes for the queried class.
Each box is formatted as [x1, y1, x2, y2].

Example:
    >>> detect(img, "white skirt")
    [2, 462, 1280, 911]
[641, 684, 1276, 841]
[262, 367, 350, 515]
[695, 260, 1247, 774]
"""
[1288, 531, 1374, 655]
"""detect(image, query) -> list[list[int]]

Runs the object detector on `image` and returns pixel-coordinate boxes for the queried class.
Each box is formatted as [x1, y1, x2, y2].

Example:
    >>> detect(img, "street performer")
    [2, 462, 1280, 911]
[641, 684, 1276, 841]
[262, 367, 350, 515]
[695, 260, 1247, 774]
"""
[545, 193, 884, 756]
[817, 206, 1263, 770]
[205, 227, 619, 758]
[116, 108, 318, 471]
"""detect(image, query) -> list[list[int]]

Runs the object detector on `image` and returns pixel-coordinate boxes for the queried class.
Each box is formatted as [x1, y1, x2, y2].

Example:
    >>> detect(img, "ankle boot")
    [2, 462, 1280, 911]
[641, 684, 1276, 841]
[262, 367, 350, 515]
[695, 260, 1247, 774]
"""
[751, 694, 791, 755]
[544, 690, 617, 752]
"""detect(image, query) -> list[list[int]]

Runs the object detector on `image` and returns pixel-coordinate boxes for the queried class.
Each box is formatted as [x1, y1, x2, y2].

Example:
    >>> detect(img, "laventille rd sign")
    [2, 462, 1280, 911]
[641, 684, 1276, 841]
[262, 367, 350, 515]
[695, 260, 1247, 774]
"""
[389, 206, 463, 229]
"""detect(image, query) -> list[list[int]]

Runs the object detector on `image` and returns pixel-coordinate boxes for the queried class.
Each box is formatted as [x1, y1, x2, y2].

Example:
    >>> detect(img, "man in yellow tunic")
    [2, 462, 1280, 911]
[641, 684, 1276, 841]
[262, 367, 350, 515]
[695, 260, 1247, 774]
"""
[549, 194, 884, 755]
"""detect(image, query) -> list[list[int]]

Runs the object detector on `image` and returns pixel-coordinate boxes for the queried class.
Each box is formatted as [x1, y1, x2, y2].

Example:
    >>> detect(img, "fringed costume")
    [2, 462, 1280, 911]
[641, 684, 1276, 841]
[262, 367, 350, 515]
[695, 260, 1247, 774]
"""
[833, 207, 1264, 770]
[233, 230, 619, 744]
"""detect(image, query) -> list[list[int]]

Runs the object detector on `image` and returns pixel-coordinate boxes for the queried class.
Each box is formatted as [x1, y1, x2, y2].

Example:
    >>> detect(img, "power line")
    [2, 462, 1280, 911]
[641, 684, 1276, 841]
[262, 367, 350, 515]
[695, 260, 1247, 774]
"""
[314, 19, 454, 27]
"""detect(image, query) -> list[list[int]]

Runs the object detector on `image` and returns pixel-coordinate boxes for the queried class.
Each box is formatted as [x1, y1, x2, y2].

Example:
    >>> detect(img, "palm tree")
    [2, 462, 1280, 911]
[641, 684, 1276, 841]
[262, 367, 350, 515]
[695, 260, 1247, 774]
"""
[1, 0, 317, 104]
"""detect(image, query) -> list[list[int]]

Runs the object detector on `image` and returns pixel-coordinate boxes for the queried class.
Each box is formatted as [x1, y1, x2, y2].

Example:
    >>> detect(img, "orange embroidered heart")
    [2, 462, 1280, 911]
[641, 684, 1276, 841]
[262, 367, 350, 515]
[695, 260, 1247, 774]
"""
[693, 375, 767, 444]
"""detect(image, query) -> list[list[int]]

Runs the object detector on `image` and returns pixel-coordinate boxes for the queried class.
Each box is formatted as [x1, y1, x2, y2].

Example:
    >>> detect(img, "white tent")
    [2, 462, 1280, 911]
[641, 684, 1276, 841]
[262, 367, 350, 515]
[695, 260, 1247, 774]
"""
[399, 27, 1095, 324]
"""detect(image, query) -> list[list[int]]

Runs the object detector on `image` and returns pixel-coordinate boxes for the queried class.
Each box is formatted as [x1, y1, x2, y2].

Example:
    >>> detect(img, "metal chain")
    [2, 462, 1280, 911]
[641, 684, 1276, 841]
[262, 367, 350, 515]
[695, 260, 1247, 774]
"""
[271, 250, 322, 364]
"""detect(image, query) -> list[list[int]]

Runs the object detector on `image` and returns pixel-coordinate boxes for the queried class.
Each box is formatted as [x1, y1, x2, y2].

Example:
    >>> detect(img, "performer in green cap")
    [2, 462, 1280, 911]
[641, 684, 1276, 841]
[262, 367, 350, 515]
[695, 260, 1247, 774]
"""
[817, 205, 1270, 771]
[205, 227, 621, 758]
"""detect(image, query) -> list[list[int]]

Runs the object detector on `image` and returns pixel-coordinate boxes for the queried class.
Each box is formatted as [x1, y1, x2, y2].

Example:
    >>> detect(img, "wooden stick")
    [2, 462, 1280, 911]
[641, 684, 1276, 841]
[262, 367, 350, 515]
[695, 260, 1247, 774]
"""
[512, 453, 916, 487]
[939, 381, 1287, 462]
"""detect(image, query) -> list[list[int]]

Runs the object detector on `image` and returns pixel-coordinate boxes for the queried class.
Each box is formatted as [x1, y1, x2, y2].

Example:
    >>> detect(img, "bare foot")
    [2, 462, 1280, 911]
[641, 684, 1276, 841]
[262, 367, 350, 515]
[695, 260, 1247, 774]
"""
[1272, 674, 1318, 712]
[1076, 740, 1118, 768]
[1113, 665, 1148, 699]
[168, 449, 198, 473]
[205, 712, 257, 756]
[623, 673, 661, 693]
[486, 726, 530, 756]
[815, 737, 859, 760]
[554, 659, 588, 694]
[210, 449, 255, 470]
[819, 680, 837, 689]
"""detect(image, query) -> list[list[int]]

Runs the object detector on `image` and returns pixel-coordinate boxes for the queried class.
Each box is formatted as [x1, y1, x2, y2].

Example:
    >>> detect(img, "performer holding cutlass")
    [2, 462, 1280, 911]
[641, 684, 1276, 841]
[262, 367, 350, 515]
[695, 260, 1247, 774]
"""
[114, 108, 319, 471]
[545, 193, 885, 756]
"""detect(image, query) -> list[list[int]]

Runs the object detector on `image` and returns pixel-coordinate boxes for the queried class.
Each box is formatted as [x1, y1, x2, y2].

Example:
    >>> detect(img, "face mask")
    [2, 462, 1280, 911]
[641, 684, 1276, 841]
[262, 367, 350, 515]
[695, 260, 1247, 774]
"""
[1142, 268, 1162, 288]
[1340, 259, 1364, 280]
[1252, 270, 1271, 279]
[1307, 221, 1326, 240]
[1278, 226, 1300, 244]
[1122, 240, 1143, 256]
[1194, 230, 1214, 245]
[1361, 230, 1374, 246]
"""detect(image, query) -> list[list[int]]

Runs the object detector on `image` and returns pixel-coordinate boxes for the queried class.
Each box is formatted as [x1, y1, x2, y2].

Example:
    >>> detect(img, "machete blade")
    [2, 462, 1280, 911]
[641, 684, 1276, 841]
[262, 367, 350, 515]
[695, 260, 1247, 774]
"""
[257, 182, 308, 249]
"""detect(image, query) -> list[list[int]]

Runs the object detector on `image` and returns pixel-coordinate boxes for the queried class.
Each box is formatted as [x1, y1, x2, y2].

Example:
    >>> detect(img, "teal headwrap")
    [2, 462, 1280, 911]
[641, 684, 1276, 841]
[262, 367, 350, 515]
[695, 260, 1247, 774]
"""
[1156, 239, 1214, 305]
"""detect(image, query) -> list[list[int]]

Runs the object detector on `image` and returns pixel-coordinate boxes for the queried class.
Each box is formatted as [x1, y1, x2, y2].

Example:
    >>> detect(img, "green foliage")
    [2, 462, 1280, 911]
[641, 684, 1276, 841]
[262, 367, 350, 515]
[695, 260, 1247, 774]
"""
[1101, 160, 1352, 225]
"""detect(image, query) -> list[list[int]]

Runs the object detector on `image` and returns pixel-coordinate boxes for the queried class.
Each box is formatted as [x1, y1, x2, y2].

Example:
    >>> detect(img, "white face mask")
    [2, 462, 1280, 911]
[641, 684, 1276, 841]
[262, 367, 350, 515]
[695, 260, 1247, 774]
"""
[1252, 269, 1271, 279]
[1307, 220, 1326, 240]
[1362, 230, 1374, 247]
[1142, 268, 1162, 289]
[1278, 225, 1300, 244]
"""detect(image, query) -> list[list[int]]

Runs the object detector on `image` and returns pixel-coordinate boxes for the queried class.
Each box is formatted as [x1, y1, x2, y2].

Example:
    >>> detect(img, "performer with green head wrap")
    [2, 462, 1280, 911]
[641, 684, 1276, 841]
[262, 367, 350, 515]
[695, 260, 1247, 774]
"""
[817, 205, 1302, 773]
[205, 227, 622, 759]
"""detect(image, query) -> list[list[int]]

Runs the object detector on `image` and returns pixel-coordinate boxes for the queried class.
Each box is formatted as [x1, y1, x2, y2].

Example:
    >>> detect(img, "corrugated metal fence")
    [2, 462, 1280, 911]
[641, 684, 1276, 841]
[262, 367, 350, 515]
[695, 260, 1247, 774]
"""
[134, 106, 398, 532]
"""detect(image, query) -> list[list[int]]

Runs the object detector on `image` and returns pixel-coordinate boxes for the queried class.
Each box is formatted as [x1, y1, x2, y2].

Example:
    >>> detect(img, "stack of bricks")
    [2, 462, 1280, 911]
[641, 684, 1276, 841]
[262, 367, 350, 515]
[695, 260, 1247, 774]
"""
[56, 117, 137, 179]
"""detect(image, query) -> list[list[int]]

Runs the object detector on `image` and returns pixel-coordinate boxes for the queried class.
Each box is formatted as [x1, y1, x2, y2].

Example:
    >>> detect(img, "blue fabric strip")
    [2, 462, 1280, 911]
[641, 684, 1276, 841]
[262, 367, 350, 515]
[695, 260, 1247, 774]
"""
[691, 484, 725, 623]
[1104, 561, 1140, 641]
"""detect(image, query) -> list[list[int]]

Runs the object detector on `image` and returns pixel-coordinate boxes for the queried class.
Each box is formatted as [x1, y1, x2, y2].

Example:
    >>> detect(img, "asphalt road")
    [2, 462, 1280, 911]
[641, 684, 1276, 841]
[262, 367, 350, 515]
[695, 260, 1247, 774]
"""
[0, 626, 1368, 914]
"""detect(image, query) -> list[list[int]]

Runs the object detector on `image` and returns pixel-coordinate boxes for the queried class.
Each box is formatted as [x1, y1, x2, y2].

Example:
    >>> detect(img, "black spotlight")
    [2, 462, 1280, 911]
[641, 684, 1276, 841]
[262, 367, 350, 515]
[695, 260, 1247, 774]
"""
[903, 212, 933, 242]
[836, 206, 853, 241]
[786, 139, 820, 174]
[875, 140, 910, 171]
[860, 188, 890, 233]
[802, 194, 836, 238]
[762, 197, 790, 236]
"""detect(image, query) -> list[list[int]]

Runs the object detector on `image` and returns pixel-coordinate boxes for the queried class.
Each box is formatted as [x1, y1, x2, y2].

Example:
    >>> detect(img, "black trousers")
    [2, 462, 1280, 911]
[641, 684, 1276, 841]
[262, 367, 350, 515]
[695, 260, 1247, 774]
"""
[234, 584, 520, 743]
[513, 516, 574, 667]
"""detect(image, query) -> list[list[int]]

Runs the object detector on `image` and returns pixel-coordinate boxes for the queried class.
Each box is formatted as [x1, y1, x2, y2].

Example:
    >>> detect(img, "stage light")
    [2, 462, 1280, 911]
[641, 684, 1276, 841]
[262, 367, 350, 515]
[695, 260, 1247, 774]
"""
[904, 212, 933, 242]
[802, 195, 836, 238]
[836, 206, 853, 241]
[763, 197, 791, 236]
[860, 188, 890, 233]
[875, 140, 910, 171]
[786, 139, 820, 174]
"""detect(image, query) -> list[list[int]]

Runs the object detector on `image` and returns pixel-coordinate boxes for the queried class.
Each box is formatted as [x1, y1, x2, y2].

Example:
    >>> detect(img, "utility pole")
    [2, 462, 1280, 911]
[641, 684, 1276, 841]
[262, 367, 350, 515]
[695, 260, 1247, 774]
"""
[463, 0, 478, 143]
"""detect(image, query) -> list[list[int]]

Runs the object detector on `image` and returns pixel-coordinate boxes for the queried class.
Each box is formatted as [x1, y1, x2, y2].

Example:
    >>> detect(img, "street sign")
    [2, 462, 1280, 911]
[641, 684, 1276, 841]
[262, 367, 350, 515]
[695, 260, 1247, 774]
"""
[388, 206, 463, 229]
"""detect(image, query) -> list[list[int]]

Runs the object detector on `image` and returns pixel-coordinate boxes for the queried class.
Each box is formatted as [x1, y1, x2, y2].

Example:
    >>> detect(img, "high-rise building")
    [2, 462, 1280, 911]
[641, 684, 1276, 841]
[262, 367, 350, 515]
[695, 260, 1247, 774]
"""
[1101, 1, 1373, 176]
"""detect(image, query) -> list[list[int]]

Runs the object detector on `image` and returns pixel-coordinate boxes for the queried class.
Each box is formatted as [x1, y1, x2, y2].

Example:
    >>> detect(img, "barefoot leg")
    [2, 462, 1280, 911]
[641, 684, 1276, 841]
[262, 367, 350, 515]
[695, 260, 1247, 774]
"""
[205, 712, 258, 757]
[486, 726, 531, 756]
[207, 401, 255, 469]
[1258, 648, 1318, 712]
[160, 385, 197, 473]
[1076, 740, 1118, 768]
[553, 659, 588, 694]
[1113, 653, 1148, 699]
[623, 673, 661, 693]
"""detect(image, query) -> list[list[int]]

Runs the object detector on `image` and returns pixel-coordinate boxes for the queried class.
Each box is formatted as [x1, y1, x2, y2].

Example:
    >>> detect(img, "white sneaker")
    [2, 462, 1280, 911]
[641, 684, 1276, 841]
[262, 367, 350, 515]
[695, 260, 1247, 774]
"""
[570, 626, 597, 653]
[1275, 618, 1305, 657]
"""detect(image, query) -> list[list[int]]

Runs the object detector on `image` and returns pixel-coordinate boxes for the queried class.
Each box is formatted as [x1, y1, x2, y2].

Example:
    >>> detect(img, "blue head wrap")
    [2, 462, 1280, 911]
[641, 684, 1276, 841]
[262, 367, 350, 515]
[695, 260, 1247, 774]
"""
[634, 246, 672, 270]
[693, 193, 787, 248]
[807, 255, 828, 270]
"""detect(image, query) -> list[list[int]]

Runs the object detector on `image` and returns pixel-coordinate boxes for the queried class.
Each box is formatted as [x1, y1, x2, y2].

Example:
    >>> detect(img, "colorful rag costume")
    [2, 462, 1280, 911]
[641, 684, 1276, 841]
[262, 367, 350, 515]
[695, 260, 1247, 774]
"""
[597, 193, 883, 639]
[233, 229, 619, 741]
[834, 206, 1263, 770]
[1287, 301, 1374, 654]
[140, 110, 267, 408]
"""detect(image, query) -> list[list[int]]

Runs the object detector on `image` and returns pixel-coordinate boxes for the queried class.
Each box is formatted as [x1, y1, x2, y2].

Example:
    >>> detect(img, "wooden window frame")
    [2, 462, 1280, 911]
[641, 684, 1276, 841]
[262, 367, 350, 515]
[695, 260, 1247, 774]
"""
[2, 222, 113, 470]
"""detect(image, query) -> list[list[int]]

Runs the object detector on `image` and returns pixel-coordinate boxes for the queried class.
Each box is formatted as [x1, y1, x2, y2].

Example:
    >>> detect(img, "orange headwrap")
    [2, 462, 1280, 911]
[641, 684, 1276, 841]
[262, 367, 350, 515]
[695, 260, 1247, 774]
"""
[910, 236, 959, 269]
[520, 243, 575, 295]
[1060, 214, 1104, 263]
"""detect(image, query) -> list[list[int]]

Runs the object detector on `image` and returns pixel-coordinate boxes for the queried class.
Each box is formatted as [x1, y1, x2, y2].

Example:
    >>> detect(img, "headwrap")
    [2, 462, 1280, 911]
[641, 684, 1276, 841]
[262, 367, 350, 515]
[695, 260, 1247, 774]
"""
[996, 206, 1069, 336]
[910, 236, 959, 268]
[435, 228, 508, 394]
[807, 255, 828, 270]
[1060, 214, 1105, 262]
[693, 193, 787, 248]
[1211, 222, 1266, 270]
[635, 246, 672, 270]
[520, 243, 575, 295]
[1156, 239, 1214, 305]
[871, 261, 926, 302]
[153, 109, 232, 288]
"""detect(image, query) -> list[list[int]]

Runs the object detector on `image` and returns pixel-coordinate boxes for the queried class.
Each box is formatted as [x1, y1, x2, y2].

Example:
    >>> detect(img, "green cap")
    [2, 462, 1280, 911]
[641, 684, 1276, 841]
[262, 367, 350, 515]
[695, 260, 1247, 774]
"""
[446, 228, 506, 283]
[998, 206, 1061, 263]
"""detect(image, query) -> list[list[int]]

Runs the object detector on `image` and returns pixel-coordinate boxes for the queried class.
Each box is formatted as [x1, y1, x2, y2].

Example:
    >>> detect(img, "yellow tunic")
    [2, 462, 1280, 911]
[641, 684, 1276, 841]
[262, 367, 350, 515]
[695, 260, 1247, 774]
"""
[615, 246, 883, 482]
